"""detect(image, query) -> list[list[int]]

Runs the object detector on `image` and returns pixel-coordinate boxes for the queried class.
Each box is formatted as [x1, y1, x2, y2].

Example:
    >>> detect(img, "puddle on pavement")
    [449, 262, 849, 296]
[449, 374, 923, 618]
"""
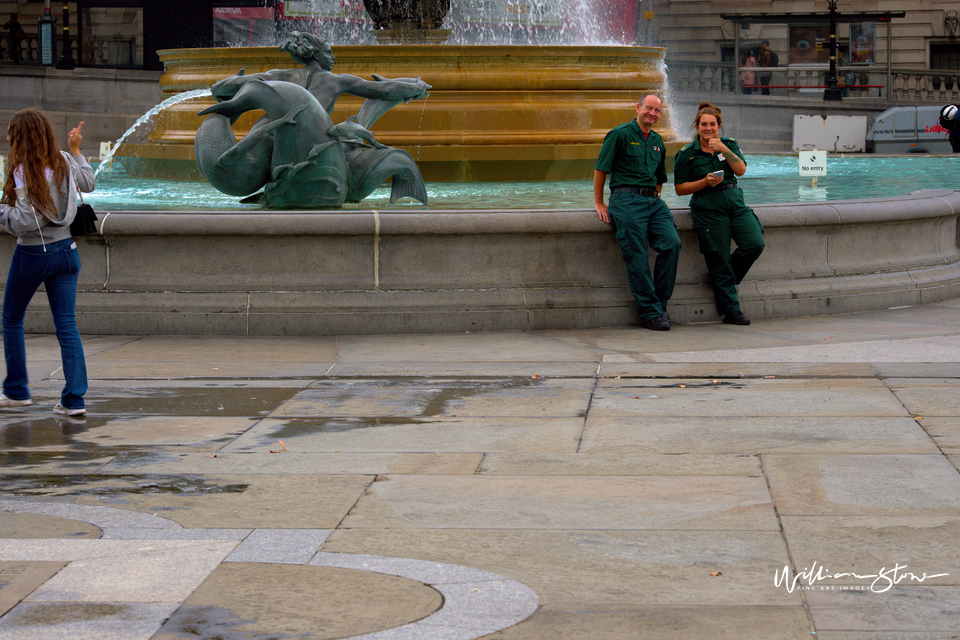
[654, 381, 746, 388]
[0, 450, 114, 470]
[0, 474, 249, 497]
[1, 416, 104, 451]
[0, 378, 563, 463]
[83, 386, 302, 417]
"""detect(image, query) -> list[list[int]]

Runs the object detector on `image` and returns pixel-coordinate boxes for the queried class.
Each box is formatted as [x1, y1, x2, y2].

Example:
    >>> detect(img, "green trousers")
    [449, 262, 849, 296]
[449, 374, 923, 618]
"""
[690, 187, 764, 315]
[608, 192, 682, 321]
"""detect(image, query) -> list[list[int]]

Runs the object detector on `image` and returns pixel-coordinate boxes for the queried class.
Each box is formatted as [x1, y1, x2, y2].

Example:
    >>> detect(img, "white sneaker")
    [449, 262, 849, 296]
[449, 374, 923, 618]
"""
[0, 393, 32, 408]
[54, 403, 86, 416]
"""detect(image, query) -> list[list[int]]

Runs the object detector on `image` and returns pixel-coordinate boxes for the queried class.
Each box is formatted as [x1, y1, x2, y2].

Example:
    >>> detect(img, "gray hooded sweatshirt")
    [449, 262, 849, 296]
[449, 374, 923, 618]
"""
[1, 152, 95, 246]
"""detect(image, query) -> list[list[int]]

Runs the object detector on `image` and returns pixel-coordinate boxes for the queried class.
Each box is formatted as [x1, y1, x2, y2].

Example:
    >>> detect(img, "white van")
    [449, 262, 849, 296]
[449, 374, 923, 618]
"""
[866, 105, 953, 153]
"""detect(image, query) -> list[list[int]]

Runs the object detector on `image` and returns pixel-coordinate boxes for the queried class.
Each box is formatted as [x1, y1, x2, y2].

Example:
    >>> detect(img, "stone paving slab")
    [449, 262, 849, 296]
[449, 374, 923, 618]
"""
[85, 361, 337, 378]
[0, 538, 236, 602]
[335, 333, 603, 363]
[873, 363, 960, 378]
[0, 561, 66, 617]
[814, 631, 960, 639]
[545, 324, 814, 355]
[804, 586, 960, 633]
[225, 529, 331, 564]
[589, 378, 909, 418]
[909, 417, 960, 453]
[0, 513, 99, 539]
[764, 454, 960, 515]
[0, 602, 178, 640]
[471, 605, 814, 639]
[647, 335, 960, 363]
[87, 335, 339, 363]
[152, 563, 443, 640]
[341, 475, 776, 530]
[599, 362, 876, 378]
[271, 380, 594, 419]
[100, 451, 484, 475]
[224, 416, 585, 453]
[326, 363, 601, 377]
[580, 416, 938, 455]
[322, 529, 801, 606]
[886, 379, 960, 416]
[477, 452, 762, 476]
[778, 516, 960, 590]
[1, 475, 372, 529]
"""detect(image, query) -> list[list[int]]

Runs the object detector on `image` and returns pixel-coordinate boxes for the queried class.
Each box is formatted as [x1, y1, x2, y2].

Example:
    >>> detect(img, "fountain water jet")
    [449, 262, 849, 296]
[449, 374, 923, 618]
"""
[115, 0, 672, 183]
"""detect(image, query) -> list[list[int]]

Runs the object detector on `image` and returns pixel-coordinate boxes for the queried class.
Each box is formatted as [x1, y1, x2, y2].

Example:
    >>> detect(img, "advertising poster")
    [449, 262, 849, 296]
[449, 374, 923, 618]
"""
[789, 24, 830, 64]
[850, 22, 876, 64]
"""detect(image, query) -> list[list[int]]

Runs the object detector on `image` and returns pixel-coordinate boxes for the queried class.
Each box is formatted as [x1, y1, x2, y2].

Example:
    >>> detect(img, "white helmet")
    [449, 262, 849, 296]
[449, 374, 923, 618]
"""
[941, 104, 959, 120]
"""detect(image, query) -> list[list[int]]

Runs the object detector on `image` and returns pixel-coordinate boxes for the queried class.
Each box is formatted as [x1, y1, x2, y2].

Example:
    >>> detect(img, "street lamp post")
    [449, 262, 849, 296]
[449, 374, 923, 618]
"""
[55, 1, 76, 69]
[824, 0, 843, 100]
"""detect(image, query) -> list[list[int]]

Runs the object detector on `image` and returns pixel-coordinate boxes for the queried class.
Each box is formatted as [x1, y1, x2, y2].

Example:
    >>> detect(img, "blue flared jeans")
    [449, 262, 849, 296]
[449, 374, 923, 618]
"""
[2, 239, 87, 409]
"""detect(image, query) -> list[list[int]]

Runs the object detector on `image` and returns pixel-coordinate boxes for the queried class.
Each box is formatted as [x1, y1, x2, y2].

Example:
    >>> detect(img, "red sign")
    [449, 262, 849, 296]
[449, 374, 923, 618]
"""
[213, 6, 275, 20]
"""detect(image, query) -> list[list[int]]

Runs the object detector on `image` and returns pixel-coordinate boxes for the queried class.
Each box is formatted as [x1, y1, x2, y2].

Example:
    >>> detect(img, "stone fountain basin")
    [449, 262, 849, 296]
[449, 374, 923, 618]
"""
[6, 190, 960, 335]
[116, 44, 671, 183]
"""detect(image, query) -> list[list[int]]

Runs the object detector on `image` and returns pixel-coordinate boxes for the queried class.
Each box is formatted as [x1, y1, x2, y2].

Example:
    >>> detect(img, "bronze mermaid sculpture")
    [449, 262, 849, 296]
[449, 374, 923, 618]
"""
[195, 32, 430, 208]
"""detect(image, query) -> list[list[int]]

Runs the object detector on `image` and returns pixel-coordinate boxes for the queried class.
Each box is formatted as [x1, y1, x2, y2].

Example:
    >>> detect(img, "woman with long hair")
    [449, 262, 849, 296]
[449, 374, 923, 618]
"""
[674, 102, 764, 326]
[0, 108, 94, 415]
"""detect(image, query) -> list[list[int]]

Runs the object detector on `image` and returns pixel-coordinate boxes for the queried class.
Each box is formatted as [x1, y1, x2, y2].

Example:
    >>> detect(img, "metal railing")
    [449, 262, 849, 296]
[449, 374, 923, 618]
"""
[668, 62, 960, 102]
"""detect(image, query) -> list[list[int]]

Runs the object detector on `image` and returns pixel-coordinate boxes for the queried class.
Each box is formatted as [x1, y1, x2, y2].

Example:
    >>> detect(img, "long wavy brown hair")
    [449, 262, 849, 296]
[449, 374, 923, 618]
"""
[2, 108, 69, 221]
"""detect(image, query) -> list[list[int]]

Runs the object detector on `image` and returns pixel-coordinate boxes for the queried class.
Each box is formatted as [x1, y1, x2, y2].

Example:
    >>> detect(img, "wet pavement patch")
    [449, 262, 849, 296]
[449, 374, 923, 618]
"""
[268, 417, 436, 439]
[5, 602, 132, 625]
[83, 386, 303, 417]
[0, 474, 249, 498]
[0, 451, 115, 472]
[306, 377, 548, 417]
[276, 376, 591, 419]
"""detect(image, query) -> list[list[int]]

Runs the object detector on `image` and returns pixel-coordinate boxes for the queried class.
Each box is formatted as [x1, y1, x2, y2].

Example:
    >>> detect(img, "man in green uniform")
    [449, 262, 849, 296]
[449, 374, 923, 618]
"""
[594, 94, 681, 331]
[673, 129, 764, 325]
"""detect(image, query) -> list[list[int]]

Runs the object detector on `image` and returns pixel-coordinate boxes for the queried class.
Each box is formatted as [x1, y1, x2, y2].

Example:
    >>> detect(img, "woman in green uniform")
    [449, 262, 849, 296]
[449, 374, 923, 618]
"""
[674, 102, 764, 326]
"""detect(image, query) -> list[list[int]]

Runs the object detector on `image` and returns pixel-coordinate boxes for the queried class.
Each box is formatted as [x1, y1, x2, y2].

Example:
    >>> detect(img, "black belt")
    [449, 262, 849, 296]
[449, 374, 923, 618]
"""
[612, 186, 657, 196]
[692, 183, 738, 202]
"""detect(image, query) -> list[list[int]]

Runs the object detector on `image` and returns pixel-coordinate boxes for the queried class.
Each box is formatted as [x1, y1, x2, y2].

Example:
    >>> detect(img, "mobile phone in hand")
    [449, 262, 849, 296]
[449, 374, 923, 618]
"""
[709, 170, 724, 180]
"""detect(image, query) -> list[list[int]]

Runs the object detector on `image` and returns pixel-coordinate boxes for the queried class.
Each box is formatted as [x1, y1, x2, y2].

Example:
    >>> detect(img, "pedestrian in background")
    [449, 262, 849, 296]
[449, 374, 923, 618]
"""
[0, 109, 95, 415]
[757, 41, 774, 95]
[5, 13, 23, 65]
[741, 51, 756, 94]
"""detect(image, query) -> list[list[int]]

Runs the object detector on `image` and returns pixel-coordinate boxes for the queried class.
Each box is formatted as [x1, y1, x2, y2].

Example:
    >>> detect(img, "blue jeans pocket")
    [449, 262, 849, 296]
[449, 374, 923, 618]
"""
[62, 248, 81, 273]
[18, 251, 53, 279]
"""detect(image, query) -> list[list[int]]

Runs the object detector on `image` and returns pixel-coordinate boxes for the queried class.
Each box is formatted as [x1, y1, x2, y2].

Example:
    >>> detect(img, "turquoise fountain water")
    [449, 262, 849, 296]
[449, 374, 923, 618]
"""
[89, 154, 960, 211]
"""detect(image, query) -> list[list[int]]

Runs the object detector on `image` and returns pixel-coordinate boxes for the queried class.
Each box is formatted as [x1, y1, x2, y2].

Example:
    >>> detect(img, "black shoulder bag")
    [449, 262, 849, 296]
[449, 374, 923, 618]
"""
[69, 162, 98, 236]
